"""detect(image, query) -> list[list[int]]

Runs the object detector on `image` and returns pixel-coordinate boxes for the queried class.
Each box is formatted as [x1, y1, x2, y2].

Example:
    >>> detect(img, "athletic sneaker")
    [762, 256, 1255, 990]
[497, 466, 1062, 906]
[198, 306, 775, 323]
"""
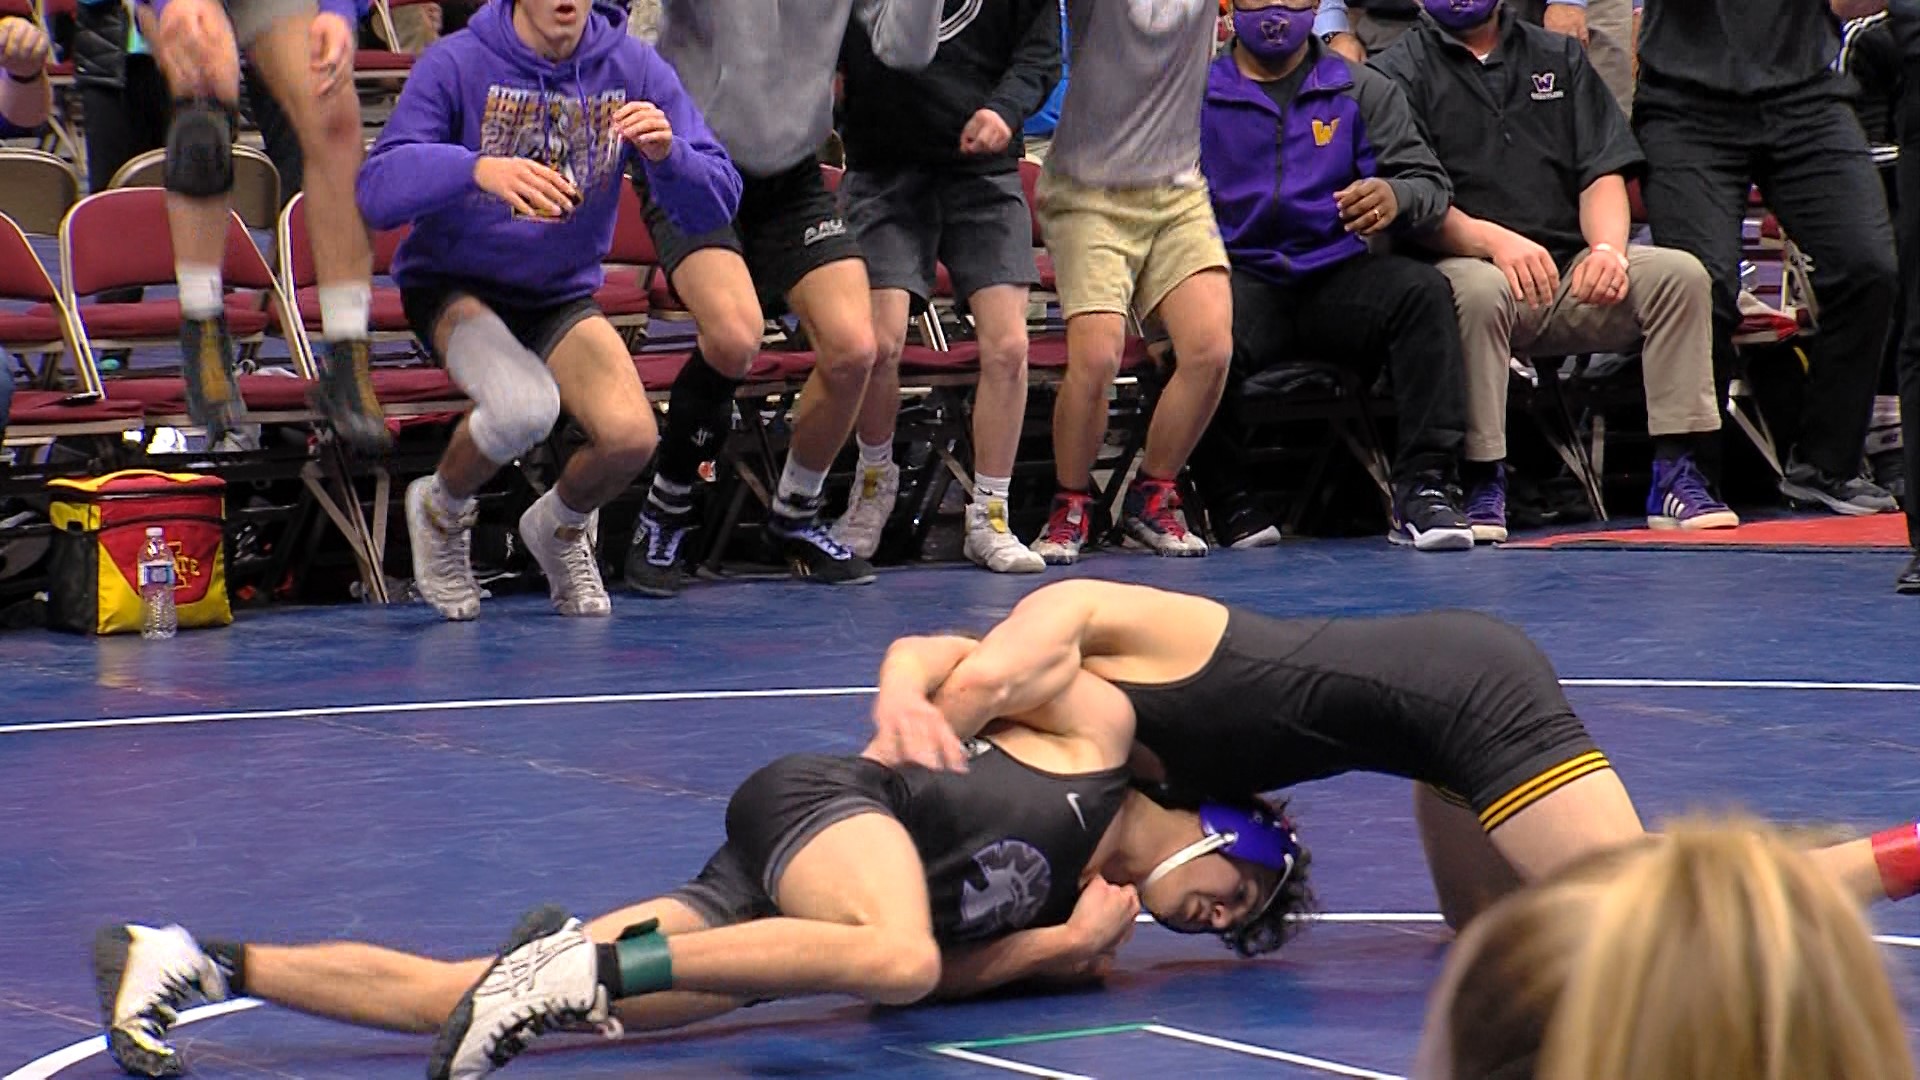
[1120, 477, 1208, 557]
[964, 499, 1045, 573]
[407, 476, 482, 621]
[179, 316, 244, 443]
[830, 461, 899, 559]
[624, 506, 692, 597]
[519, 491, 611, 617]
[1646, 454, 1739, 530]
[1206, 493, 1281, 550]
[428, 906, 621, 1080]
[1779, 458, 1898, 516]
[769, 496, 877, 584]
[1464, 464, 1509, 544]
[1389, 482, 1474, 551]
[1899, 553, 1920, 595]
[1030, 491, 1092, 565]
[311, 338, 394, 455]
[93, 923, 229, 1078]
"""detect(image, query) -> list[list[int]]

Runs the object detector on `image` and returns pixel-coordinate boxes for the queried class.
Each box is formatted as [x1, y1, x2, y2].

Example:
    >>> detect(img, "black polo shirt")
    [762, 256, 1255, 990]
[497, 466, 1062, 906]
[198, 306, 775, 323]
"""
[1369, 13, 1642, 267]
[1638, 0, 1841, 99]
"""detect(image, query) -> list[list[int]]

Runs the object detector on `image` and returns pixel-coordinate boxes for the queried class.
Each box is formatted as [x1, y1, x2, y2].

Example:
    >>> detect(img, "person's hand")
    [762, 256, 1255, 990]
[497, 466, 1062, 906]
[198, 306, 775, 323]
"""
[1335, 178, 1398, 237]
[1542, 2, 1588, 46]
[0, 16, 50, 79]
[1483, 225, 1560, 309]
[959, 108, 1013, 156]
[1324, 31, 1365, 63]
[865, 685, 971, 772]
[614, 101, 674, 162]
[473, 156, 579, 218]
[1062, 878, 1139, 979]
[1567, 243, 1630, 307]
[154, 0, 241, 99]
[308, 12, 354, 97]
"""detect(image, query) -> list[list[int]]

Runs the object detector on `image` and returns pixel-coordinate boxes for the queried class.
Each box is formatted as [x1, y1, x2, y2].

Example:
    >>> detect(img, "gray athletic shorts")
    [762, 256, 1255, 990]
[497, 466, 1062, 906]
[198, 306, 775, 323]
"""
[229, 0, 318, 48]
[839, 166, 1038, 310]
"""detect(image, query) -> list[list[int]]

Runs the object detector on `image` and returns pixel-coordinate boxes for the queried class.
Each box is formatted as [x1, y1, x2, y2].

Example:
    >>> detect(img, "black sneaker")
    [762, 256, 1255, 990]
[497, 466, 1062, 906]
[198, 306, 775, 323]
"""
[625, 507, 693, 597]
[311, 339, 394, 455]
[179, 316, 243, 442]
[1779, 459, 1897, 516]
[768, 497, 877, 585]
[1899, 553, 1920, 596]
[1390, 481, 1474, 551]
[1208, 494, 1281, 550]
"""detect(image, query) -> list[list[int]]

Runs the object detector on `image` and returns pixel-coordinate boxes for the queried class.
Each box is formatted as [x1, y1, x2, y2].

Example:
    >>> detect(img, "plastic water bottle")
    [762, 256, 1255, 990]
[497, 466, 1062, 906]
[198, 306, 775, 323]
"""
[139, 526, 178, 640]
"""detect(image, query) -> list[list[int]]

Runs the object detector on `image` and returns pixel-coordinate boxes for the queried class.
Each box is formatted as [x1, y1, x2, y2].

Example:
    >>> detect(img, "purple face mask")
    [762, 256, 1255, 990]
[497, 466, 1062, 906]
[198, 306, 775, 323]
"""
[1233, 5, 1316, 63]
[1422, 0, 1499, 32]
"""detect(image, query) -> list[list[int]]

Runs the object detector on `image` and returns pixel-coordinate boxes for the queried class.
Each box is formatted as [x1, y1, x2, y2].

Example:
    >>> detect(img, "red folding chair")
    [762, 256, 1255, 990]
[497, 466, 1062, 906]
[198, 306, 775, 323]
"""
[596, 182, 655, 345]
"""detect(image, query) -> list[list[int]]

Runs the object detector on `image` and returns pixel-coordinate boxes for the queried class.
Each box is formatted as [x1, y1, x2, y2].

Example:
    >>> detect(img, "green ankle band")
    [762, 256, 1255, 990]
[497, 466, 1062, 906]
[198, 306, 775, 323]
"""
[614, 919, 673, 995]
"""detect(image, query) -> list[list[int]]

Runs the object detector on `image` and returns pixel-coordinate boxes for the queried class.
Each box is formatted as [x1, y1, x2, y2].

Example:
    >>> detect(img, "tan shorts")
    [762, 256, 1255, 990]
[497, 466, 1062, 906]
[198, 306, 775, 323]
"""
[1033, 168, 1229, 321]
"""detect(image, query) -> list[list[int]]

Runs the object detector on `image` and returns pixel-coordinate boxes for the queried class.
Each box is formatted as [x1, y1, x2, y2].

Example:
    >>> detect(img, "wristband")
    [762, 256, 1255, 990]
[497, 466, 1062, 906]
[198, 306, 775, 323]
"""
[1591, 243, 1630, 272]
[1872, 823, 1920, 901]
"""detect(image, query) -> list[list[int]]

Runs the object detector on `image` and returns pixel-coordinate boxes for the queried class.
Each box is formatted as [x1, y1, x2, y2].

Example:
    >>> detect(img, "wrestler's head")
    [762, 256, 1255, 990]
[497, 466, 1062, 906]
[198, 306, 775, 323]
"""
[1136, 791, 1315, 957]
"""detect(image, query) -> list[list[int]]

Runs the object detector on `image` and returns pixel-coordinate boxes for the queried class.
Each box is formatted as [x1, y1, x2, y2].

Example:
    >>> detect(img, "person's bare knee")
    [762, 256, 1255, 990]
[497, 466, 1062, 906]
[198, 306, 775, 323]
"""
[861, 929, 942, 1005]
[1065, 316, 1126, 385]
[975, 322, 1028, 382]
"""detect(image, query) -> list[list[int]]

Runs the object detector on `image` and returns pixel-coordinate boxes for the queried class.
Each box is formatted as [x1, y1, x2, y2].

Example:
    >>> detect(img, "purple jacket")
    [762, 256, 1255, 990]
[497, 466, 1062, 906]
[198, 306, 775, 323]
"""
[356, 0, 740, 303]
[1200, 43, 1449, 286]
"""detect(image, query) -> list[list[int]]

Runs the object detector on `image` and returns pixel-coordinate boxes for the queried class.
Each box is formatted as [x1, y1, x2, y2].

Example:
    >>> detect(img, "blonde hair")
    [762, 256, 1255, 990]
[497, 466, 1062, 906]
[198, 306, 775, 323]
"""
[1427, 819, 1913, 1080]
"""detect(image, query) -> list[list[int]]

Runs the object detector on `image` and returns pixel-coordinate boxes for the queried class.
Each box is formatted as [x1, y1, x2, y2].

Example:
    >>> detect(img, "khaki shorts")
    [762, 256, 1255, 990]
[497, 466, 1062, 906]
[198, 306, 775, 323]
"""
[1033, 168, 1229, 321]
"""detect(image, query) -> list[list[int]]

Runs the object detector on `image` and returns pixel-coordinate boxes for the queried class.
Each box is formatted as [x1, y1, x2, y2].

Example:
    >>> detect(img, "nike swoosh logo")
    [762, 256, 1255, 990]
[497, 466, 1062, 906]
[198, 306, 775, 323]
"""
[1066, 792, 1087, 830]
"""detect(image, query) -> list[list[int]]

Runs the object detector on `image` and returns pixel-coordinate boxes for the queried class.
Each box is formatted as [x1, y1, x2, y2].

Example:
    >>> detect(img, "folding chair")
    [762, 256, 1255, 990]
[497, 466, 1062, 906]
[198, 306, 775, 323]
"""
[596, 182, 655, 347]
[278, 190, 418, 359]
[0, 148, 79, 237]
[109, 145, 284, 234]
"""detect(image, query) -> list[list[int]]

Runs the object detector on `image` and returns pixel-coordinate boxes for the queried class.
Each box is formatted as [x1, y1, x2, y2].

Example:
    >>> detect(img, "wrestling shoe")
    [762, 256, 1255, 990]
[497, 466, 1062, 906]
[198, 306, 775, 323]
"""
[1389, 481, 1474, 551]
[769, 496, 877, 584]
[312, 338, 394, 455]
[427, 905, 621, 1080]
[830, 461, 899, 559]
[1647, 454, 1738, 530]
[624, 504, 693, 597]
[519, 490, 611, 617]
[1031, 491, 1092, 565]
[178, 316, 244, 443]
[93, 924, 229, 1078]
[1464, 464, 1508, 544]
[964, 498, 1045, 573]
[407, 476, 482, 620]
[1119, 477, 1208, 556]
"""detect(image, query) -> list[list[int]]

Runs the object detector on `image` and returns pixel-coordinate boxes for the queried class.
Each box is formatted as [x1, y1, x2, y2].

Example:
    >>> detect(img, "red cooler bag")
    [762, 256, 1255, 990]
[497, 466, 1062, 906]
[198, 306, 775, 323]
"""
[47, 470, 233, 634]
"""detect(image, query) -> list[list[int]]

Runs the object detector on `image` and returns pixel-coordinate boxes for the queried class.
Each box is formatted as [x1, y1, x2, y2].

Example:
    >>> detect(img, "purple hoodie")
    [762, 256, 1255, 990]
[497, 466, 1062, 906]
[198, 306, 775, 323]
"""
[357, 0, 741, 303]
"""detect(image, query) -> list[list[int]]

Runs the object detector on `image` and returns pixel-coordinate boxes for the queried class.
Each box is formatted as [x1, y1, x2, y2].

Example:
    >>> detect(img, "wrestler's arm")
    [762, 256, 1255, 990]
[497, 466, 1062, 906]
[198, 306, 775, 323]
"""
[934, 925, 1099, 998]
[929, 582, 1100, 737]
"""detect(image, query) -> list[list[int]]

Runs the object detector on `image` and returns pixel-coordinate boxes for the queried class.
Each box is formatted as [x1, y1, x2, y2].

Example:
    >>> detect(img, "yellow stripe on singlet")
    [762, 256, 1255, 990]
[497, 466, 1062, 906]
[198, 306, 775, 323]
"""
[1479, 751, 1613, 832]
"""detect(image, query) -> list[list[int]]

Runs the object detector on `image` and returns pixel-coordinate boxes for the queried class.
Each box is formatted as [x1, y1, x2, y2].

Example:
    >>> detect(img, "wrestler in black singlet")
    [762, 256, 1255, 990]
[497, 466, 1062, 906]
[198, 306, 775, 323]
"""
[1114, 607, 1607, 831]
[670, 737, 1132, 942]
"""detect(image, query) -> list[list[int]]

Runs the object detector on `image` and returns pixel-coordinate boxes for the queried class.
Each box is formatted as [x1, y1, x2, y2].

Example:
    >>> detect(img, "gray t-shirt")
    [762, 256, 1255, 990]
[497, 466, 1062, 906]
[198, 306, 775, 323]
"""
[657, 0, 942, 178]
[1047, 0, 1217, 188]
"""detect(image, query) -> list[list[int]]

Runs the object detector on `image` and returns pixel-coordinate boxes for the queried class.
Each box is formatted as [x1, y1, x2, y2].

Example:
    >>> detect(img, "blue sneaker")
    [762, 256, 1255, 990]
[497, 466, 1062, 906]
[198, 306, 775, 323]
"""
[1465, 464, 1508, 544]
[1647, 455, 1739, 531]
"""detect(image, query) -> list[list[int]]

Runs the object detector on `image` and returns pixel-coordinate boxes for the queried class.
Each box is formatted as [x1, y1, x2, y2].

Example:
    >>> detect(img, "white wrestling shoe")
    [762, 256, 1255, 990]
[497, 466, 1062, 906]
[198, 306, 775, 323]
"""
[428, 906, 621, 1080]
[830, 461, 899, 559]
[519, 490, 612, 617]
[964, 499, 1044, 573]
[406, 476, 483, 621]
[93, 923, 229, 1077]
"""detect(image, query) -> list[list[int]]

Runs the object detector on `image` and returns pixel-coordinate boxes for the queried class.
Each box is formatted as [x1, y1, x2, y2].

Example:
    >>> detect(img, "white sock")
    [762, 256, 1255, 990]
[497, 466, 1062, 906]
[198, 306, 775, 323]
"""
[429, 473, 475, 514]
[318, 283, 372, 342]
[975, 474, 1011, 503]
[176, 264, 223, 320]
[547, 488, 591, 527]
[858, 435, 892, 468]
[774, 458, 828, 517]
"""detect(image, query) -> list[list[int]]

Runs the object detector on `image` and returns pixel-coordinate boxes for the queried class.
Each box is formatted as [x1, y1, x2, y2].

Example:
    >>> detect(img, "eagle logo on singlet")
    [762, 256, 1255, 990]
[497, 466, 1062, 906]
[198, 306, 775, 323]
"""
[957, 839, 1052, 938]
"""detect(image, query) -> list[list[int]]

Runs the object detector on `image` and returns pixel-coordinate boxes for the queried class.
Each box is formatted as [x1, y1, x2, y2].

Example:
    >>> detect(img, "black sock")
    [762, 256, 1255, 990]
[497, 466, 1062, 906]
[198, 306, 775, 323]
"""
[204, 940, 249, 995]
[654, 349, 740, 493]
[1461, 460, 1499, 484]
[595, 944, 625, 999]
[1653, 436, 1691, 463]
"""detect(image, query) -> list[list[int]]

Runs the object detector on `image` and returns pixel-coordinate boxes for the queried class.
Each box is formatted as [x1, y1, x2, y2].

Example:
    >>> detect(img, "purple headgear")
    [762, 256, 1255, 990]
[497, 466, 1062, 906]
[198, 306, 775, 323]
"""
[1144, 801, 1303, 933]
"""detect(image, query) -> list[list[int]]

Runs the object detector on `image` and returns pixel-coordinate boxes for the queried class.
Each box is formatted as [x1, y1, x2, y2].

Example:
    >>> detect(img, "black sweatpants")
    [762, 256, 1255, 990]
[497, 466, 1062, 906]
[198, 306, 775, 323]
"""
[1633, 71, 1897, 479]
[1896, 59, 1920, 549]
[1188, 255, 1466, 501]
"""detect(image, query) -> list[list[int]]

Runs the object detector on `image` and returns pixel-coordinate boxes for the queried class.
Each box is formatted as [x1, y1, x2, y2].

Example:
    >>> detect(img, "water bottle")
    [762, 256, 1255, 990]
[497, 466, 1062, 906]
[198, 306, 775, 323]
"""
[139, 526, 178, 640]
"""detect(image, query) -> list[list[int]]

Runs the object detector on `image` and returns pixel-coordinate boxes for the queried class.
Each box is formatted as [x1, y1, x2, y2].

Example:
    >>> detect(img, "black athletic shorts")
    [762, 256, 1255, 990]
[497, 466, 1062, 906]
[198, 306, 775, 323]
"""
[632, 154, 862, 315]
[665, 754, 902, 928]
[400, 280, 602, 364]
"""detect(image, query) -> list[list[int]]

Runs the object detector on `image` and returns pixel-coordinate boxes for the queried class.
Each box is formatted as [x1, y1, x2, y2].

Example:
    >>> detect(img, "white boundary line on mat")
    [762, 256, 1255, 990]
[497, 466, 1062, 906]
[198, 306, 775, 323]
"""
[4, 999, 261, 1080]
[930, 1046, 1097, 1079]
[4, 677, 1918, 738]
[1141, 1025, 1404, 1079]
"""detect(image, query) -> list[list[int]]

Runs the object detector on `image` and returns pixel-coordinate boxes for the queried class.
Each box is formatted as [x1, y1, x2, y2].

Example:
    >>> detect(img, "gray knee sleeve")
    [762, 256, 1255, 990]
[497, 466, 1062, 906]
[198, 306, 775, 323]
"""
[446, 311, 561, 464]
[165, 101, 237, 197]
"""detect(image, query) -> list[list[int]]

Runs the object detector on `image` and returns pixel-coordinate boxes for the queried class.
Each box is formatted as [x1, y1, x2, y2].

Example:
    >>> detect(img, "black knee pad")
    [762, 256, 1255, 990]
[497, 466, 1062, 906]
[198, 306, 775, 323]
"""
[165, 101, 237, 198]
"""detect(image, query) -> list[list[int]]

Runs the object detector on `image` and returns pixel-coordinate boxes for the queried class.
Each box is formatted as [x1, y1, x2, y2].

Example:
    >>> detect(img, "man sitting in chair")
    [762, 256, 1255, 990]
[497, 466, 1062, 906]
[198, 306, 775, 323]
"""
[1371, 0, 1735, 543]
[0, 15, 52, 135]
[1190, 0, 1473, 552]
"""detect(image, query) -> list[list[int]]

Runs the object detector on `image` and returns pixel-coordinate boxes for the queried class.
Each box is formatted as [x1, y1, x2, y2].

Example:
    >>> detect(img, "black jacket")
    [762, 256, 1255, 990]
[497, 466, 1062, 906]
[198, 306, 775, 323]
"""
[839, 0, 1061, 174]
[70, 0, 135, 92]
[1637, 0, 1843, 99]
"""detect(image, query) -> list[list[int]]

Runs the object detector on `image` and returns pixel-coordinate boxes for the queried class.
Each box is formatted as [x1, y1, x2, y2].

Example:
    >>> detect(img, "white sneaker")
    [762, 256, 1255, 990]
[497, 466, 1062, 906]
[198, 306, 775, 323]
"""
[965, 500, 1045, 573]
[407, 476, 482, 621]
[93, 924, 229, 1078]
[830, 461, 899, 559]
[428, 906, 622, 1080]
[519, 491, 611, 617]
